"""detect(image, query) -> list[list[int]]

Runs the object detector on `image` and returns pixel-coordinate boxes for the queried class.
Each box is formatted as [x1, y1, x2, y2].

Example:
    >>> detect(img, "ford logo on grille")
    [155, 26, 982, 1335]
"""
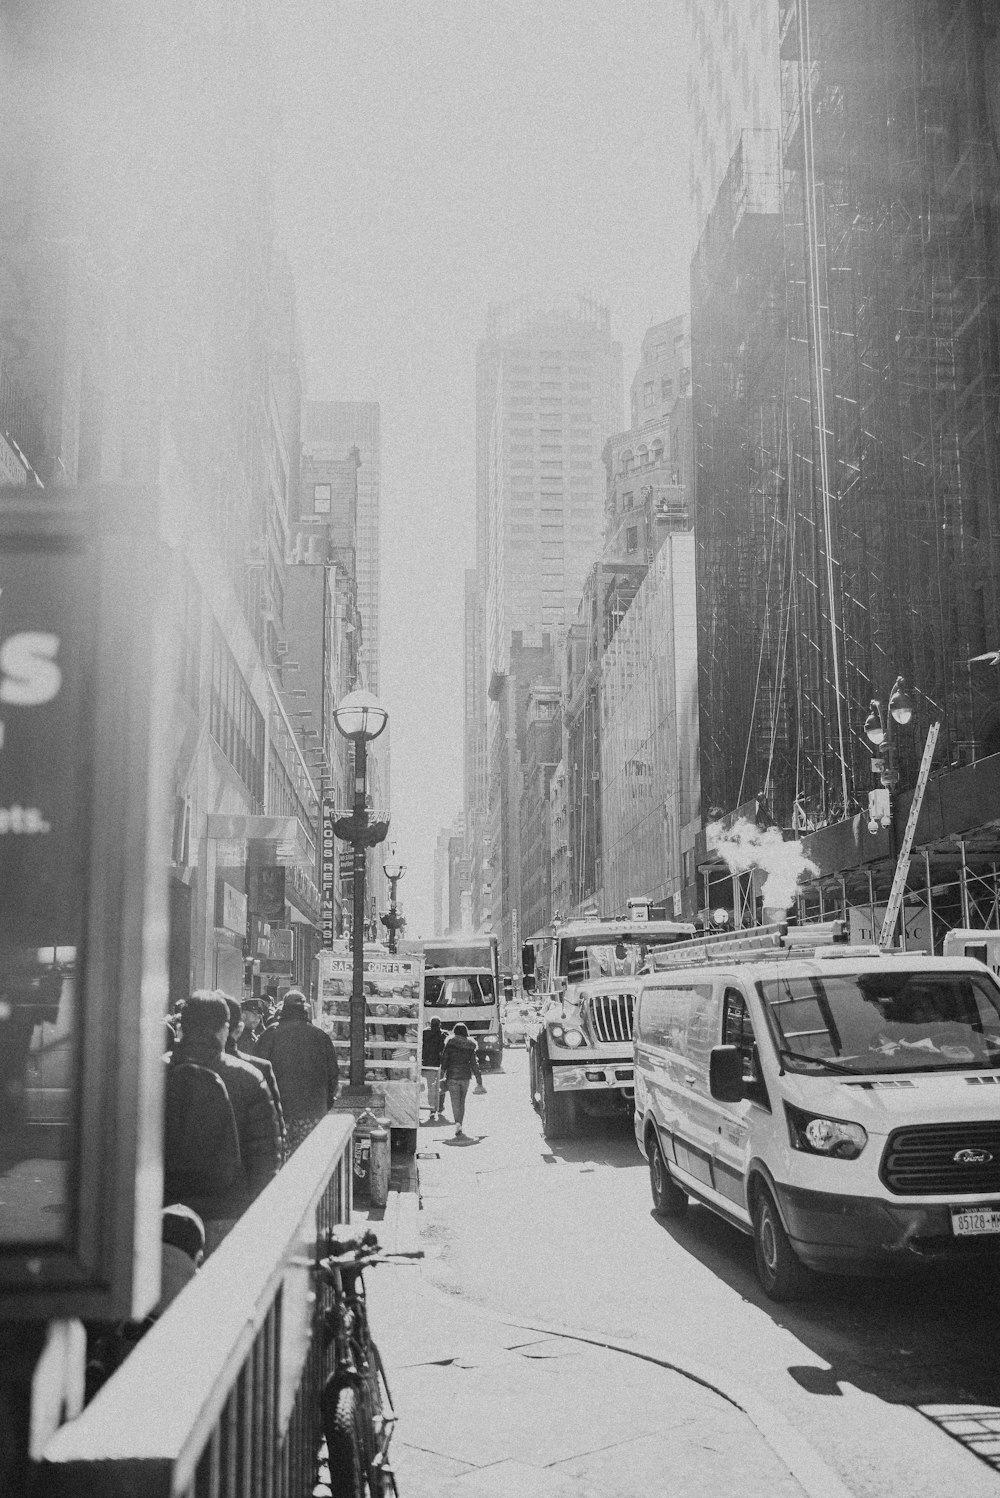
[953, 1148, 994, 1164]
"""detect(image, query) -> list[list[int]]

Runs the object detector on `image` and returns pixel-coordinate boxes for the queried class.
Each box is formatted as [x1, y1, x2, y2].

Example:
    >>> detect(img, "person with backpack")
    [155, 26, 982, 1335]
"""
[255, 989, 339, 1154]
[164, 991, 280, 1253]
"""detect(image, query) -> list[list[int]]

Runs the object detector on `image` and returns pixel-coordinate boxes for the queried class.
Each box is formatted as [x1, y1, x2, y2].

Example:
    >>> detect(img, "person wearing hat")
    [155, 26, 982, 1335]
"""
[239, 996, 269, 1053]
[255, 990, 339, 1154]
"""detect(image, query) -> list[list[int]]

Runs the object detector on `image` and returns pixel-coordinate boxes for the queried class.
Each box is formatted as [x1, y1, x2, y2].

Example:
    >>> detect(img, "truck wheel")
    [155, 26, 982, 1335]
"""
[648, 1131, 687, 1217]
[528, 1045, 542, 1113]
[752, 1185, 812, 1301]
[540, 1064, 576, 1139]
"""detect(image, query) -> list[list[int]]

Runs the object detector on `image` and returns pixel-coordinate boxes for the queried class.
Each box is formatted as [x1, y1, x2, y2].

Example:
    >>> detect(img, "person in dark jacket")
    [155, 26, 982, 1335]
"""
[255, 990, 339, 1153]
[239, 996, 268, 1052]
[421, 1016, 447, 1116]
[439, 1021, 483, 1138]
[224, 996, 286, 1162]
[166, 992, 281, 1252]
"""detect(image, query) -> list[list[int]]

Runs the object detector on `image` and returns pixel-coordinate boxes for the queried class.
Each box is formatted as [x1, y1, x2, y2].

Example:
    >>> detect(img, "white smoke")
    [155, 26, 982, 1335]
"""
[707, 817, 819, 916]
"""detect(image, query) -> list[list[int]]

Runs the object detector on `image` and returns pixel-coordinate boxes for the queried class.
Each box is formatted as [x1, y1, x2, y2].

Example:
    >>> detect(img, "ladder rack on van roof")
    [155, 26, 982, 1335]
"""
[643, 920, 871, 973]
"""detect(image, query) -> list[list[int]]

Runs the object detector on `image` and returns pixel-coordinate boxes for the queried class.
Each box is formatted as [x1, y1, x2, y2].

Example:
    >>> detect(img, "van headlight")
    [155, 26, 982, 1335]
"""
[784, 1102, 868, 1160]
[549, 1024, 585, 1048]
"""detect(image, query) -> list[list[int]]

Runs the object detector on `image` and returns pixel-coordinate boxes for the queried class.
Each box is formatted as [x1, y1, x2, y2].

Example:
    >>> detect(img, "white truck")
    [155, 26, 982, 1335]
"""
[526, 904, 695, 1138]
[420, 934, 503, 1069]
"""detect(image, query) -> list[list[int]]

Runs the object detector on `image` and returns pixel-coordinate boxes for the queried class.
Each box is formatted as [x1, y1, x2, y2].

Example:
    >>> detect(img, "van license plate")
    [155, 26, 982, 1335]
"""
[952, 1208, 1000, 1237]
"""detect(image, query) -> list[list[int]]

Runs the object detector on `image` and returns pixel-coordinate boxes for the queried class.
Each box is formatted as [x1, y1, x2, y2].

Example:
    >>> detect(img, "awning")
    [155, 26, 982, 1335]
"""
[205, 814, 313, 865]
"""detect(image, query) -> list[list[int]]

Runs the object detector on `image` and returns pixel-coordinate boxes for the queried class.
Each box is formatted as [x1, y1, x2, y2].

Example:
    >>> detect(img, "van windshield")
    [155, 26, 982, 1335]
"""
[759, 969, 1000, 1074]
[425, 974, 495, 1008]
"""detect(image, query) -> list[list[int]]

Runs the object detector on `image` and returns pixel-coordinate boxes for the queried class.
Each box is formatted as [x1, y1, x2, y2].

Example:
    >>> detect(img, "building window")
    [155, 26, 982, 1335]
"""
[210, 623, 265, 807]
[671, 429, 681, 462]
[626, 526, 638, 553]
[622, 491, 634, 510]
[313, 482, 332, 514]
[661, 377, 674, 401]
[621, 451, 634, 475]
[679, 367, 691, 394]
[643, 381, 654, 408]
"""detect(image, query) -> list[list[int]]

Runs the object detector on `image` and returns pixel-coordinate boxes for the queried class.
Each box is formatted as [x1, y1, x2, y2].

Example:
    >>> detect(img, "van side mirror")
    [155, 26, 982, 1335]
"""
[520, 942, 535, 977]
[710, 1045, 744, 1103]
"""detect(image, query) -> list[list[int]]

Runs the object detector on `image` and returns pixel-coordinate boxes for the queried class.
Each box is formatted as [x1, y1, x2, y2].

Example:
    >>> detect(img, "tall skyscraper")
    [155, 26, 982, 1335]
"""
[302, 401, 382, 696]
[302, 399, 388, 908]
[685, 0, 781, 236]
[476, 296, 623, 682]
[473, 295, 623, 962]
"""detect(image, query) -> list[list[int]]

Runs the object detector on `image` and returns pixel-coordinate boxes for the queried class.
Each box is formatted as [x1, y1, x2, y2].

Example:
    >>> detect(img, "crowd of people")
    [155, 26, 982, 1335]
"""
[86, 986, 339, 1398]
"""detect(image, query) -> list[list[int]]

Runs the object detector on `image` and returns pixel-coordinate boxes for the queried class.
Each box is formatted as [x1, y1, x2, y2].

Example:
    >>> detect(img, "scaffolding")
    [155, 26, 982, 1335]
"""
[694, 2, 1000, 832]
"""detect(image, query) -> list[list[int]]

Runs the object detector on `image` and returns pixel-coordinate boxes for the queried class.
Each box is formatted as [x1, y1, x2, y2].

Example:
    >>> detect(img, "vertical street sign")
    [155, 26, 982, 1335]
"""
[322, 802, 337, 946]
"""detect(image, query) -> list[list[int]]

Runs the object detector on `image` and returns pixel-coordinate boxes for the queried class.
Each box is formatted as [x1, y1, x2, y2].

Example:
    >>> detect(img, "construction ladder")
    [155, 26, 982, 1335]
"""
[878, 721, 941, 950]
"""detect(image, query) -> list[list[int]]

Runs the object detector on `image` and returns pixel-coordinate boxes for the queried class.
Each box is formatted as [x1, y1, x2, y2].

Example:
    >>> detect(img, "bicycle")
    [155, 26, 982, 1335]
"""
[317, 1229, 423, 1498]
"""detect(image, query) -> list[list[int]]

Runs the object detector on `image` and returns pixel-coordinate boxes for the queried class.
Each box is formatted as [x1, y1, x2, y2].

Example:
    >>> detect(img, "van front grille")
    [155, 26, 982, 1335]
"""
[880, 1122, 1000, 1195]
[586, 992, 635, 1046]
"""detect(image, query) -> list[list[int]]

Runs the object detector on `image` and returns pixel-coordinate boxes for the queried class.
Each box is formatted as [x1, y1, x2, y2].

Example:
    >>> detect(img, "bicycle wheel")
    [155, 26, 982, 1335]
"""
[324, 1382, 367, 1498]
[359, 1340, 396, 1496]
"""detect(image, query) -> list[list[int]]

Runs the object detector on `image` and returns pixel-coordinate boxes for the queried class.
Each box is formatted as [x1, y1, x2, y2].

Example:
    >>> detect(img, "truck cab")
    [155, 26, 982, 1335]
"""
[526, 906, 695, 1138]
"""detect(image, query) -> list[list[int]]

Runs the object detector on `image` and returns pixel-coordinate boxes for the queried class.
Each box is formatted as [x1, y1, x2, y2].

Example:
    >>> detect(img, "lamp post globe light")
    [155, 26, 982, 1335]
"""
[864, 675, 914, 831]
[381, 846, 406, 955]
[331, 690, 389, 1092]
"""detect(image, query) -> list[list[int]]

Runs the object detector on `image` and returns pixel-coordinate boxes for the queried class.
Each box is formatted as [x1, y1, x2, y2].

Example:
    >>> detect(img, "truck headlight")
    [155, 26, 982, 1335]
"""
[784, 1102, 867, 1160]
[550, 1024, 584, 1048]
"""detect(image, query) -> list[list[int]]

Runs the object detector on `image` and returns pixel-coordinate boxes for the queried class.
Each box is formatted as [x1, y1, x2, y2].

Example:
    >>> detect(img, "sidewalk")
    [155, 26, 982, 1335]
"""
[352, 1162, 839, 1498]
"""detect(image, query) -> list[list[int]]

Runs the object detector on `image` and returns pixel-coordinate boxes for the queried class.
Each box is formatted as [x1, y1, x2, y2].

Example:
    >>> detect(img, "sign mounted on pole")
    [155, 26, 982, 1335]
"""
[322, 801, 337, 947]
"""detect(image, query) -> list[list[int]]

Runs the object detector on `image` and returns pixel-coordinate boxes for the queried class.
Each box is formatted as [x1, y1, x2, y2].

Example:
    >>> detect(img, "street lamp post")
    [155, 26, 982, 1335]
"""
[863, 675, 914, 831]
[331, 689, 389, 1091]
[381, 847, 406, 954]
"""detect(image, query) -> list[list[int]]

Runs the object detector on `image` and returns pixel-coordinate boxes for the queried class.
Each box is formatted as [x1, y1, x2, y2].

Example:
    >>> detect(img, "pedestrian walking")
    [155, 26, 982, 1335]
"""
[164, 991, 281, 1253]
[421, 1015, 447, 1114]
[255, 989, 339, 1154]
[438, 1022, 484, 1138]
[224, 996, 287, 1162]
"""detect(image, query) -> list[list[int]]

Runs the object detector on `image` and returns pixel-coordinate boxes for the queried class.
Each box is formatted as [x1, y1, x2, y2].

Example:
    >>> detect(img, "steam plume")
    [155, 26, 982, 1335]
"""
[708, 817, 818, 915]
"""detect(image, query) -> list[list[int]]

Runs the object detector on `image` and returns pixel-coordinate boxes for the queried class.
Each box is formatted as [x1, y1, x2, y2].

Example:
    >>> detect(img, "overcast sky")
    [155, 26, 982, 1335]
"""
[267, 1, 693, 935]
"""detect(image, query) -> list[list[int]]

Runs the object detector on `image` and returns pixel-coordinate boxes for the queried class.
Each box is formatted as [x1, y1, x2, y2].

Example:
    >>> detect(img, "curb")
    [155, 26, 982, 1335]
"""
[402, 1255, 854, 1498]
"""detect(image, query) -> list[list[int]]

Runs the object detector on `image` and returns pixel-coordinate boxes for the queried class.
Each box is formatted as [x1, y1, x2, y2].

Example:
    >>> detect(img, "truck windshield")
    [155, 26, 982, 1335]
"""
[561, 937, 685, 981]
[424, 944, 495, 971]
[425, 974, 496, 1008]
[759, 969, 1000, 1073]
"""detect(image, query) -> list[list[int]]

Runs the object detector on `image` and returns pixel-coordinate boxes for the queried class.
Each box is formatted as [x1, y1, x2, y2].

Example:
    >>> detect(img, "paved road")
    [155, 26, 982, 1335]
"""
[414, 1047, 1000, 1498]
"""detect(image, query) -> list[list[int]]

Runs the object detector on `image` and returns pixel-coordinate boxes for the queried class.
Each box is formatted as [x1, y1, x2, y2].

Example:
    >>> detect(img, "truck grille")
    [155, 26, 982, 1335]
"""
[881, 1122, 1000, 1195]
[586, 992, 635, 1046]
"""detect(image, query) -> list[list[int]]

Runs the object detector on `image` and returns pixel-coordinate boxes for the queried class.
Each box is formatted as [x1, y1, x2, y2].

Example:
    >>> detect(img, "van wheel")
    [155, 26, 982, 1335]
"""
[752, 1186, 811, 1301]
[540, 1065, 576, 1139]
[648, 1132, 687, 1217]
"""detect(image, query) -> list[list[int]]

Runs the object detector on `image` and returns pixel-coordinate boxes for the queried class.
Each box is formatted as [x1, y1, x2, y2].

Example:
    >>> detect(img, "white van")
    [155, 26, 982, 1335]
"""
[633, 924, 1000, 1299]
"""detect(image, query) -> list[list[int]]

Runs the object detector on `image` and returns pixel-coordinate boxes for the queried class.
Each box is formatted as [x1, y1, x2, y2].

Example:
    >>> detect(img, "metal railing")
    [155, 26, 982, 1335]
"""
[39, 1114, 354, 1498]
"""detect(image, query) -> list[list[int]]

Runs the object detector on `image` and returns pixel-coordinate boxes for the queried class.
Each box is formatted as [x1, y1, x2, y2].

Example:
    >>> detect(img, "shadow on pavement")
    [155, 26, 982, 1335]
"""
[650, 1199, 1000, 1475]
[538, 1113, 645, 1170]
